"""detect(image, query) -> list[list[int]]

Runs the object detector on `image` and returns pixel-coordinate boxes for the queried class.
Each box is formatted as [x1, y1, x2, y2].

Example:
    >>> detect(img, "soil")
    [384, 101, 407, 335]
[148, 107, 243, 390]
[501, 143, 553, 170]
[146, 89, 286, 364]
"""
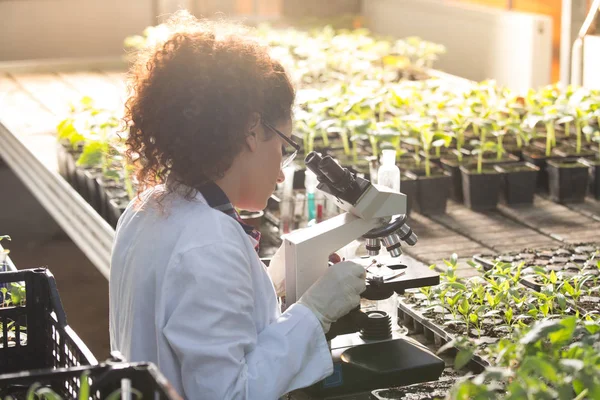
[495, 164, 538, 173]
[405, 168, 448, 179]
[371, 371, 460, 400]
[459, 167, 499, 175]
[547, 160, 588, 169]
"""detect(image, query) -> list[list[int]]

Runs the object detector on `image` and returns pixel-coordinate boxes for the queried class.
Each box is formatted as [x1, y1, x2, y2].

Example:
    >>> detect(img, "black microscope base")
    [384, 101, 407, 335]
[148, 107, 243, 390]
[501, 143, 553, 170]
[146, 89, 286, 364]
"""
[303, 335, 445, 398]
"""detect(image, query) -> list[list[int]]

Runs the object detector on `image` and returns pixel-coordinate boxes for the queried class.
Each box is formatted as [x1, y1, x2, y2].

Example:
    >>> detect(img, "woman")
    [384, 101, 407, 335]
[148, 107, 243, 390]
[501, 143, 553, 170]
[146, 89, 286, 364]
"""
[109, 12, 366, 400]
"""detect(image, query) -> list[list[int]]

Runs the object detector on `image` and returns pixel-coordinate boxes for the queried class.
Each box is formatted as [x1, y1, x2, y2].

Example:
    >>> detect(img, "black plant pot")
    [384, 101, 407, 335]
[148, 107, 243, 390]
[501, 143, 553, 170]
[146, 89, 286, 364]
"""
[504, 144, 524, 160]
[400, 173, 417, 215]
[292, 168, 306, 190]
[553, 145, 596, 159]
[460, 167, 502, 211]
[84, 168, 103, 213]
[102, 184, 128, 223]
[418, 150, 446, 167]
[494, 162, 539, 206]
[522, 147, 560, 193]
[579, 158, 600, 200]
[547, 159, 589, 204]
[74, 167, 90, 202]
[440, 155, 473, 203]
[481, 152, 520, 166]
[405, 170, 451, 215]
[107, 198, 128, 228]
[64, 149, 78, 189]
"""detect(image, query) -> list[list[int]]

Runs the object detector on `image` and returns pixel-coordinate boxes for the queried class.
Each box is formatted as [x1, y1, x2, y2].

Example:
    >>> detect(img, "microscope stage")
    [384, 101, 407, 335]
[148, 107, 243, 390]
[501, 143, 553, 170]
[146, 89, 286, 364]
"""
[349, 254, 440, 294]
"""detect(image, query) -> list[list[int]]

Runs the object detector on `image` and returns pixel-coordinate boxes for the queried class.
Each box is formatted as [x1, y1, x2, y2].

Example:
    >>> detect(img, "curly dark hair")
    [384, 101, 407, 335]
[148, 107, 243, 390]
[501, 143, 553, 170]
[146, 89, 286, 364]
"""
[124, 11, 295, 197]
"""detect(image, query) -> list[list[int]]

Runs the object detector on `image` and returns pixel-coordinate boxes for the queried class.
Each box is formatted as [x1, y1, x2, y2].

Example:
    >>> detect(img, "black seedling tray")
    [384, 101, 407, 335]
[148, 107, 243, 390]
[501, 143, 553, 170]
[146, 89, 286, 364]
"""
[472, 248, 599, 315]
[397, 300, 488, 374]
[0, 268, 97, 375]
[0, 360, 182, 400]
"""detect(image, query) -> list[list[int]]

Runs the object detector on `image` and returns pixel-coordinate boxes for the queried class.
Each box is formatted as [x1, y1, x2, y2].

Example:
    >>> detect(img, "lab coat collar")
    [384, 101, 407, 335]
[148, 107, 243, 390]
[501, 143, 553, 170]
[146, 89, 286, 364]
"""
[198, 182, 261, 251]
[166, 179, 261, 251]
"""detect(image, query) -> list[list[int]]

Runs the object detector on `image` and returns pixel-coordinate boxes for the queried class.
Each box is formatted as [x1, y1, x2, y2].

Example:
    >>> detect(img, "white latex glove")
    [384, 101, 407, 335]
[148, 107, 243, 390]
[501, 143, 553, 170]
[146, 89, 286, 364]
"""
[297, 261, 366, 333]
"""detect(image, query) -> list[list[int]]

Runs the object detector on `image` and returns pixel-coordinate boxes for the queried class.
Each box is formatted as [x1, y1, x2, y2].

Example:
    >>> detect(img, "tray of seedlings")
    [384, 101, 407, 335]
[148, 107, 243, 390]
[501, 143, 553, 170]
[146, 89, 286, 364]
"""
[446, 316, 600, 398]
[397, 253, 576, 365]
[472, 243, 600, 317]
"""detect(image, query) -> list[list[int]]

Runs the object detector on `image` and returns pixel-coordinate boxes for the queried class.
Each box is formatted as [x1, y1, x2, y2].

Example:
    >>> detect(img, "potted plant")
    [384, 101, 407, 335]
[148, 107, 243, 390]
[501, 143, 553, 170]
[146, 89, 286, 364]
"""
[553, 101, 595, 158]
[405, 121, 452, 215]
[503, 115, 531, 159]
[578, 129, 600, 200]
[521, 108, 560, 192]
[460, 139, 502, 210]
[440, 111, 472, 202]
[494, 162, 540, 205]
[546, 158, 589, 203]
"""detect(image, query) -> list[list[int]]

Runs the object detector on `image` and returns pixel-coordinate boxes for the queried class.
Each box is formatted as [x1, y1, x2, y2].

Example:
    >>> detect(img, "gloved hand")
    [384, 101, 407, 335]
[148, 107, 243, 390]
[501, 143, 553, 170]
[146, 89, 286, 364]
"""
[297, 261, 366, 333]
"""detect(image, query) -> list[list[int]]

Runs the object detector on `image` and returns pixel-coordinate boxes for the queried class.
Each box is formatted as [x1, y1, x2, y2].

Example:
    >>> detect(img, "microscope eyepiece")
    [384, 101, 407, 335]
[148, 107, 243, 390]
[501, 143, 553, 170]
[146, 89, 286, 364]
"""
[304, 151, 322, 171]
[305, 152, 329, 184]
[319, 156, 355, 192]
[304, 151, 369, 205]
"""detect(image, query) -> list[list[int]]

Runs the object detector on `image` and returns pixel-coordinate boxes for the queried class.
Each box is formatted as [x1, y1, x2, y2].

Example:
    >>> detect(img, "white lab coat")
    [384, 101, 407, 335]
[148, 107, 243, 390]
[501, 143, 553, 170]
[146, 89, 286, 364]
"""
[109, 185, 333, 399]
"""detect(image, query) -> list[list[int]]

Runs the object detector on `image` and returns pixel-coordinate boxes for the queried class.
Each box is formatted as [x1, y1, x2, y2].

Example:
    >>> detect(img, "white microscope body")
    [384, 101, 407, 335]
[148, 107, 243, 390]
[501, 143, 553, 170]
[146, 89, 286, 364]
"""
[282, 178, 408, 304]
[280, 152, 442, 397]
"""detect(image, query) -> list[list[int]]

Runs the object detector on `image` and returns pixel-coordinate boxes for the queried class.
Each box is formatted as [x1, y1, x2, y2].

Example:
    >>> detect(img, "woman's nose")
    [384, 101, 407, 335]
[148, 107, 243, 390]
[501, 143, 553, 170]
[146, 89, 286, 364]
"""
[276, 168, 285, 184]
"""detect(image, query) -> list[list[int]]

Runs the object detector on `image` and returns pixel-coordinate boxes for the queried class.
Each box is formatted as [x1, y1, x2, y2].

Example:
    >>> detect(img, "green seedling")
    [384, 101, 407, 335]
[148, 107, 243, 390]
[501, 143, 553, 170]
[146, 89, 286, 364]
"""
[469, 139, 497, 174]
[1, 281, 25, 308]
[560, 275, 595, 304]
[449, 317, 600, 399]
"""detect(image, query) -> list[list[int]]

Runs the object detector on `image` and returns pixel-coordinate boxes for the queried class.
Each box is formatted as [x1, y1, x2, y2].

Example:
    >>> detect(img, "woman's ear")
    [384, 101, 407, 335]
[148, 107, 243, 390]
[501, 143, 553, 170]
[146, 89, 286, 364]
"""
[247, 112, 261, 132]
[245, 112, 261, 152]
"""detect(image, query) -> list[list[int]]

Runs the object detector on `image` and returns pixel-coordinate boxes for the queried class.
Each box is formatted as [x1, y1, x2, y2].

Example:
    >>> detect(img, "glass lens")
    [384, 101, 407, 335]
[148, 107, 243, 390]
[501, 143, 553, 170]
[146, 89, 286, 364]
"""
[281, 146, 297, 168]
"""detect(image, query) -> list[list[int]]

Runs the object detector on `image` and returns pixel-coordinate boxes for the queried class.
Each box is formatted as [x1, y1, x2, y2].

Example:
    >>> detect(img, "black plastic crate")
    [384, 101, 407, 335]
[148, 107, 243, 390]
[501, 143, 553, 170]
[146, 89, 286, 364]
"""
[0, 360, 182, 400]
[0, 268, 97, 374]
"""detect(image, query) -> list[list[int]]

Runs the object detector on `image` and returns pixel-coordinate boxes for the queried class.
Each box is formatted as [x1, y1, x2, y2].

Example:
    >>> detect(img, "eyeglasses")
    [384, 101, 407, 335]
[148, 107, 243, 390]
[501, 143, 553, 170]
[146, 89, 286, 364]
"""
[262, 120, 300, 168]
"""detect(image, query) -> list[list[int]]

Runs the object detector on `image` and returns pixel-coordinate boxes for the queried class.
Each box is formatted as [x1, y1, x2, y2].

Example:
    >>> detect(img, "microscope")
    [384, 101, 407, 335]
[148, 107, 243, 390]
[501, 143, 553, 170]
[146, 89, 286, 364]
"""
[281, 152, 444, 398]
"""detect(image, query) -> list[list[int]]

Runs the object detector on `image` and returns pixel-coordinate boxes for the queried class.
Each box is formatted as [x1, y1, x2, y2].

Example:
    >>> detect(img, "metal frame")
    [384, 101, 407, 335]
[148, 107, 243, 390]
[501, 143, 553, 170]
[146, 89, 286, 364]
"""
[570, 0, 600, 86]
[0, 122, 114, 279]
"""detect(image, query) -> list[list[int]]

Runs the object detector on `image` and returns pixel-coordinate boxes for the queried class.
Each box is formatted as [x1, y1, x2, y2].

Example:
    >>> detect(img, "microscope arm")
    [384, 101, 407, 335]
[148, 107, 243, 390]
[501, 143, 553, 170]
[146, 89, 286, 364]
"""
[282, 212, 384, 305]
